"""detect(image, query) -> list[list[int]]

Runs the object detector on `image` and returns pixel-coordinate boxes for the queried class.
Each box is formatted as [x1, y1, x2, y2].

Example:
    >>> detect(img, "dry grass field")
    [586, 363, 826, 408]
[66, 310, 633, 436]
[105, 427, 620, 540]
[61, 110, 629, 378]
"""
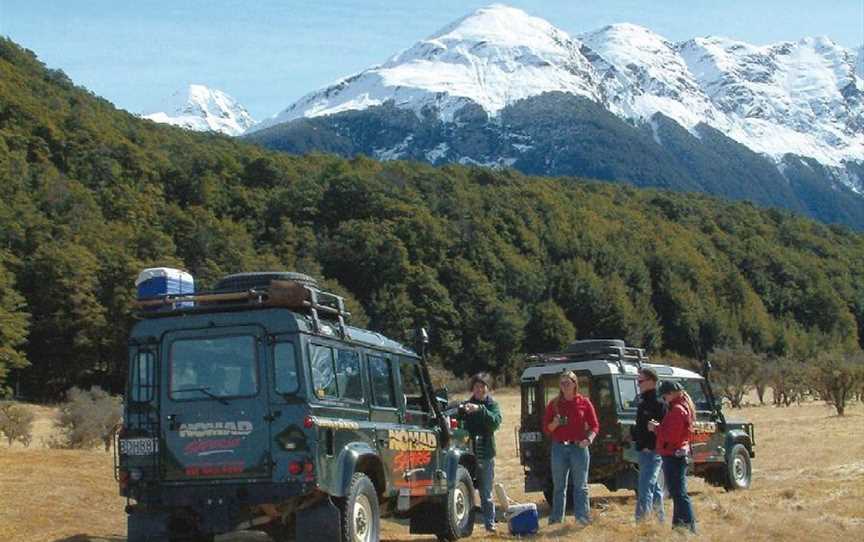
[1, 390, 862, 542]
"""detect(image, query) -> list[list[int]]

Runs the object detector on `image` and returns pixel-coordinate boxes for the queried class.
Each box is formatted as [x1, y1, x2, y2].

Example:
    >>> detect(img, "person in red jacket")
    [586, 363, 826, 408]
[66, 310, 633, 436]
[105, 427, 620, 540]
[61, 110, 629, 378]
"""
[543, 370, 599, 525]
[648, 380, 697, 533]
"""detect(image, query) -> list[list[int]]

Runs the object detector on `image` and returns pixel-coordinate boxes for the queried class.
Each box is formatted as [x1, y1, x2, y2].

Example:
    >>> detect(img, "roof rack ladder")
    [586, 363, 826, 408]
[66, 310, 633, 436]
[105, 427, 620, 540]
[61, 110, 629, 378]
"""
[307, 287, 322, 334]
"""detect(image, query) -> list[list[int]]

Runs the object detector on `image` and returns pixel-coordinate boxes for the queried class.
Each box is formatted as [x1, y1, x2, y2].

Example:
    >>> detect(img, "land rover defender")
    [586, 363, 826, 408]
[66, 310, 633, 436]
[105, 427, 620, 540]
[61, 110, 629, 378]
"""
[517, 339, 755, 504]
[117, 272, 478, 542]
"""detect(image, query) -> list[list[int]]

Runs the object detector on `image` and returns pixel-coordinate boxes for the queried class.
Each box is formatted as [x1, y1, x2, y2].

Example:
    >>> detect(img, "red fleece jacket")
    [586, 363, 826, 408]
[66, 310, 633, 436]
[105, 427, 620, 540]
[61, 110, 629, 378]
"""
[543, 394, 599, 443]
[654, 396, 692, 456]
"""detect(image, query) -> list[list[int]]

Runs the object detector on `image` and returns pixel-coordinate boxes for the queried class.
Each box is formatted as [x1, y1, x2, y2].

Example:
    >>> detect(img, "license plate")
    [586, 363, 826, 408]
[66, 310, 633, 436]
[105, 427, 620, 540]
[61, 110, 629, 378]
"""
[120, 437, 159, 456]
[520, 431, 543, 443]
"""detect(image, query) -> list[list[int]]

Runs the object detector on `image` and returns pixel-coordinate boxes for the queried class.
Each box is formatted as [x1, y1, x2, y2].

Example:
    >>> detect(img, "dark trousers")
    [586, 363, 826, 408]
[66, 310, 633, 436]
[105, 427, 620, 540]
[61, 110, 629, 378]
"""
[661, 455, 696, 531]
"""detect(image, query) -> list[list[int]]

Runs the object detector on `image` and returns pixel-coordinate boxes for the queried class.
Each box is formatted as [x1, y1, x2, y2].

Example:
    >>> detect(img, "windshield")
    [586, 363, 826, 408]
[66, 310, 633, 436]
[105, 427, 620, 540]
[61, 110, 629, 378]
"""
[170, 335, 258, 400]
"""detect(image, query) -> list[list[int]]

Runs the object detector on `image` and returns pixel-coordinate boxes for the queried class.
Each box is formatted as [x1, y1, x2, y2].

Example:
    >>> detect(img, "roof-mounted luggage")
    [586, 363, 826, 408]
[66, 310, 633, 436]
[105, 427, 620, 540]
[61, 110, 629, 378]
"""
[526, 339, 646, 371]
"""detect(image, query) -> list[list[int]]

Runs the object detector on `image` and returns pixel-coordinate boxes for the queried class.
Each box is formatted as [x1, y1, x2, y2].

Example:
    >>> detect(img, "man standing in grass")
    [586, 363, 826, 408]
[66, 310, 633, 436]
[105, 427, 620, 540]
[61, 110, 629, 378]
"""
[458, 372, 502, 533]
[631, 367, 666, 523]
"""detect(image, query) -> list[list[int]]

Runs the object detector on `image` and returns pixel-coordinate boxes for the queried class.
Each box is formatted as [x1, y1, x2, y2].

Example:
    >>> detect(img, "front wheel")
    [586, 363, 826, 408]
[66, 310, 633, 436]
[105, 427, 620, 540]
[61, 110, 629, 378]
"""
[437, 466, 476, 541]
[339, 473, 380, 542]
[724, 443, 752, 490]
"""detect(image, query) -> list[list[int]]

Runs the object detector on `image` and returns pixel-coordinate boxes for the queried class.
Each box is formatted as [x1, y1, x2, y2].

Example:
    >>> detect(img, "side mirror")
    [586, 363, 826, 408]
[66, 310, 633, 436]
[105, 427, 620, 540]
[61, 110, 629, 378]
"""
[434, 386, 448, 403]
[702, 359, 712, 377]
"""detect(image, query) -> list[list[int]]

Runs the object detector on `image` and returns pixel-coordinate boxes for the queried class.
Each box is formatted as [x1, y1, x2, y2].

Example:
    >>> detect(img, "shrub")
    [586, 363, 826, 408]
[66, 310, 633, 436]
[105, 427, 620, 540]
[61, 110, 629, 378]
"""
[811, 352, 864, 416]
[0, 402, 34, 447]
[55, 386, 122, 450]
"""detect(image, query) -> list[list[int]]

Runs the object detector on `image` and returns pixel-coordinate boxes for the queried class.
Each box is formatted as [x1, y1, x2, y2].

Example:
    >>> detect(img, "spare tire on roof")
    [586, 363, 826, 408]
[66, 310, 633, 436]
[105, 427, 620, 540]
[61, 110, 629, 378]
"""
[214, 271, 319, 292]
[564, 339, 626, 354]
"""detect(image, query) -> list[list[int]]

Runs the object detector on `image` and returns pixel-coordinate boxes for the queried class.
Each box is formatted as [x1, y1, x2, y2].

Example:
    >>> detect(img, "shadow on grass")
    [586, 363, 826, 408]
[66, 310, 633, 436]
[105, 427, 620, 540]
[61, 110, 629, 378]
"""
[53, 536, 125, 542]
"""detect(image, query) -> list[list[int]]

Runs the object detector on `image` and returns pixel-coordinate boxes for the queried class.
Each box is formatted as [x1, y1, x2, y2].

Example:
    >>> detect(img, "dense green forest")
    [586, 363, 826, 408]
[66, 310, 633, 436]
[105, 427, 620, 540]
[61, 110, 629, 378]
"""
[1, 38, 863, 399]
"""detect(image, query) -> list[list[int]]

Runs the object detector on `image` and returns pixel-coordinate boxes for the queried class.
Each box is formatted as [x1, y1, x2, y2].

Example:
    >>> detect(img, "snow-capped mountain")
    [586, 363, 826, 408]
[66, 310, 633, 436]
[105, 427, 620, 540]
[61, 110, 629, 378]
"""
[143, 84, 255, 136]
[250, 4, 863, 188]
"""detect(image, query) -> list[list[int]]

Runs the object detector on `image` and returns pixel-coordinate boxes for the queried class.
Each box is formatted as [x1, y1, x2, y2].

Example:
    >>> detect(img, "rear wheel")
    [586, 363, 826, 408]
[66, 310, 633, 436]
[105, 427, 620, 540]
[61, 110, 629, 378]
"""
[724, 443, 752, 490]
[339, 473, 380, 542]
[437, 466, 475, 541]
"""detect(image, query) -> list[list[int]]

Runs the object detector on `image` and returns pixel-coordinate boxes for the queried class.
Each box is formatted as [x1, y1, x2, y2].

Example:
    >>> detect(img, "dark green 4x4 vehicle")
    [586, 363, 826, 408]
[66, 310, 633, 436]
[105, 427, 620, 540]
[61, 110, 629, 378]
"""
[116, 273, 477, 542]
[517, 340, 755, 503]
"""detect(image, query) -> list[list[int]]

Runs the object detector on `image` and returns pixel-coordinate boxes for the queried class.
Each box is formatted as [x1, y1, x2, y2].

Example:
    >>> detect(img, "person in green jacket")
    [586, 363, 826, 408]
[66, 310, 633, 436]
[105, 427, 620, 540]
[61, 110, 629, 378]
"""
[458, 372, 502, 533]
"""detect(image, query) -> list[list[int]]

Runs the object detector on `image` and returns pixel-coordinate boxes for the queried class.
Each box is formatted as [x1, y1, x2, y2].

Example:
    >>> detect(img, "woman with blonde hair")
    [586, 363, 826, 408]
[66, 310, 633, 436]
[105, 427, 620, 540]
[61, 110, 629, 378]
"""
[648, 381, 697, 533]
[542, 370, 599, 525]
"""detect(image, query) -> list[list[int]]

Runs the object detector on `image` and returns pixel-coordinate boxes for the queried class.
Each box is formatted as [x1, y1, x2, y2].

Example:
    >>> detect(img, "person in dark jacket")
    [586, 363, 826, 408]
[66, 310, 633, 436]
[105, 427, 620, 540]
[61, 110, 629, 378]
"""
[649, 380, 697, 533]
[631, 367, 667, 522]
[458, 372, 502, 533]
[543, 370, 599, 525]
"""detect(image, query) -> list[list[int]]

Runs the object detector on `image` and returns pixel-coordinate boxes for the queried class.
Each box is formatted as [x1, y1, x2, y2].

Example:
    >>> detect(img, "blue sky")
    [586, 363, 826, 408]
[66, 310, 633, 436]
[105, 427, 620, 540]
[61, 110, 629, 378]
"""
[2, 1, 862, 120]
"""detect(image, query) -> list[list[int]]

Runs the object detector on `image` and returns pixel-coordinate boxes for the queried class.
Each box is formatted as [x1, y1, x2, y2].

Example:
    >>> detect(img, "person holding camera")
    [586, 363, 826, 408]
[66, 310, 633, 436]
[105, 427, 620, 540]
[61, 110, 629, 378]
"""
[542, 370, 599, 526]
[648, 381, 697, 533]
[458, 372, 502, 533]
[631, 367, 666, 523]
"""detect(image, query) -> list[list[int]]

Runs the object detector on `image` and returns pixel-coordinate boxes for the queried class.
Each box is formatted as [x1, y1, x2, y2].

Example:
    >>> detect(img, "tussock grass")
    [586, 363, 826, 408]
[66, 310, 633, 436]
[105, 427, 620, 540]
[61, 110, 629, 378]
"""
[1, 391, 861, 541]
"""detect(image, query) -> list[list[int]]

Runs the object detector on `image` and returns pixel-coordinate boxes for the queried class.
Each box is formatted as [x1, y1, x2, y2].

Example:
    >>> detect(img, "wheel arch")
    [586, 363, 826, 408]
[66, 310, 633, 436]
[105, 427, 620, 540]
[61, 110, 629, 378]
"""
[334, 442, 386, 498]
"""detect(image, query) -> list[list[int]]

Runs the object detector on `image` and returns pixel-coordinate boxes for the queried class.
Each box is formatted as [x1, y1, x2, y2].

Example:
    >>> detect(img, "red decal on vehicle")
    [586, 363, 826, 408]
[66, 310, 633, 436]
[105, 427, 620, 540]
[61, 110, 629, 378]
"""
[183, 438, 242, 456]
[185, 461, 245, 476]
[393, 451, 433, 471]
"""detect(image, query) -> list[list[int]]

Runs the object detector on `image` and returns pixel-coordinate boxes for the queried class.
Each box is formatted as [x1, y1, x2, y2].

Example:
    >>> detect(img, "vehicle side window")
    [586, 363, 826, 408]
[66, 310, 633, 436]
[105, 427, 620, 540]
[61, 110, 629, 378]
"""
[681, 379, 711, 411]
[336, 349, 363, 402]
[130, 350, 155, 403]
[594, 376, 614, 410]
[401, 362, 429, 412]
[273, 342, 299, 394]
[310, 345, 338, 399]
[618, 377, 639, 409]
[521, 383, 535, 417]
[368, 355, 396, 408]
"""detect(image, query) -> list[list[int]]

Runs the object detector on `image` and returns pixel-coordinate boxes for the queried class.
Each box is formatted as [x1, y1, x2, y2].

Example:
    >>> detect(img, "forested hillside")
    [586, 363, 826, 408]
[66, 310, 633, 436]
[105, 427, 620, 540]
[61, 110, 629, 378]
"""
[1, 38, 863, 399]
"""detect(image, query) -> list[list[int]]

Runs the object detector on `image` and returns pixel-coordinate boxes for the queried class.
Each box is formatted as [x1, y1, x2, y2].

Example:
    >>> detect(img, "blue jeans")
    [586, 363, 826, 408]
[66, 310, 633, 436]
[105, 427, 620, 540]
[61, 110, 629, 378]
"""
[662, 455, 696, 532]
[549, 442, 590, 524]
[477, 458, 496, 529]
[636, 450, 665, 522]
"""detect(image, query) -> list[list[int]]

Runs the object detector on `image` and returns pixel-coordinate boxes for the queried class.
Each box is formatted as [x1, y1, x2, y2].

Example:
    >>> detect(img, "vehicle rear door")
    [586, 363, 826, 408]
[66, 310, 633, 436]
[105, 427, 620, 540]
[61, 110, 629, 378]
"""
[160, 326, 271, 481]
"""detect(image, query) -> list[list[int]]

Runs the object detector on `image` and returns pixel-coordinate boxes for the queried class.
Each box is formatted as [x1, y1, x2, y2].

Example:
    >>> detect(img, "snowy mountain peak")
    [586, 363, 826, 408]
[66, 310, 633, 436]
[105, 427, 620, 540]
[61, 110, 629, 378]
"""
[428, 4, 562, 49]
[252, 4, 862, 180]
[143, 84, 256, 136]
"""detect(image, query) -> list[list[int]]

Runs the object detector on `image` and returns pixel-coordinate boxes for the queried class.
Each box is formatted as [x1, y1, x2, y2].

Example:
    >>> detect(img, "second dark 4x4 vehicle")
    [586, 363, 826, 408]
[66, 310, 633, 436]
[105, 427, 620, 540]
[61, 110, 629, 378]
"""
[117, 272, 478, 542]
[517, 340, 755, 503]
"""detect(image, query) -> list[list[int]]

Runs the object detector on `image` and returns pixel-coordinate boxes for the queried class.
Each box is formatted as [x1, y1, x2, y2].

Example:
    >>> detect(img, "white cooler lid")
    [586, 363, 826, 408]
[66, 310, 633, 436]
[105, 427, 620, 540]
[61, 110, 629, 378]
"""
[135, 267, 193, 286]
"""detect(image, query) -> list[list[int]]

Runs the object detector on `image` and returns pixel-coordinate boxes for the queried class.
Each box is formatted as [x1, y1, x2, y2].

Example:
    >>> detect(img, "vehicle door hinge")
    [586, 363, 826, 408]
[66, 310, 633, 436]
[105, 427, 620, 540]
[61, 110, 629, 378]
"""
[264, 410, 282, 422]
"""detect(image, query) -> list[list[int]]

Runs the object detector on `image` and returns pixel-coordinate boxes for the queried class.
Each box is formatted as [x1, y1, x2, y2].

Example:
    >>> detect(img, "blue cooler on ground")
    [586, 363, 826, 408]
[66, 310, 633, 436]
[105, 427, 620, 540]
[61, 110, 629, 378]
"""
[508, 503, 539, 536]
[136, 268, 194, 308]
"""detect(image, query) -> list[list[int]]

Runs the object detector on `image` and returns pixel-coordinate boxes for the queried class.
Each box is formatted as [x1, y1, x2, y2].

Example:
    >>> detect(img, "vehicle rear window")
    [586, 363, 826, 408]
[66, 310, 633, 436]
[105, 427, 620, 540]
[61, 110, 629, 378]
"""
[368, 355, 396, 408]
[273, 342, 299, 394]
[170, 335, 257, 399]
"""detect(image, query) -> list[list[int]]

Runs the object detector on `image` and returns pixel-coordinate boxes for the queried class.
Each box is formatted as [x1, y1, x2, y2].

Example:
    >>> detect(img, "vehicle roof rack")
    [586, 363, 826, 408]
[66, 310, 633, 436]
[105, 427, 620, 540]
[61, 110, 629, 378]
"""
[526, 339, 646, 372]
[134, 279, 352, 338]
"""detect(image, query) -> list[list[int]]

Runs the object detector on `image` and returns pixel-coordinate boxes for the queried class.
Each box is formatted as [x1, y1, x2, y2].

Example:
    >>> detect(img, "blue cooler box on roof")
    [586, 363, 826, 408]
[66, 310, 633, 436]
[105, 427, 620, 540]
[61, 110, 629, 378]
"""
[508, 503, 539, 536]
[136, 268, 194, 309]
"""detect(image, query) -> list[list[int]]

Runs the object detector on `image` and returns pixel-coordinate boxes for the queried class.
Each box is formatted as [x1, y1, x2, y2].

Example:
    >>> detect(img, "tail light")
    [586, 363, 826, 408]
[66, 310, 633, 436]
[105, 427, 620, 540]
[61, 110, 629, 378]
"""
[118, 468, 129, 491]
[303, 416, 315, 429]
[288, 461, 303, 475]
[449, 418, 459, 430]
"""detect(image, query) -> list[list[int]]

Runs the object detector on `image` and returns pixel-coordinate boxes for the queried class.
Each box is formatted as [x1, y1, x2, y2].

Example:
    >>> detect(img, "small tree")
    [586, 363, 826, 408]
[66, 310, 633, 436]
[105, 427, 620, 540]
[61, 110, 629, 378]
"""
[0, 402, 34, 447]
[769, 357, 809, 406]
[708, 346, 763, 408]
[812, 352, 864, 416]
[56, 386, 122, 450]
